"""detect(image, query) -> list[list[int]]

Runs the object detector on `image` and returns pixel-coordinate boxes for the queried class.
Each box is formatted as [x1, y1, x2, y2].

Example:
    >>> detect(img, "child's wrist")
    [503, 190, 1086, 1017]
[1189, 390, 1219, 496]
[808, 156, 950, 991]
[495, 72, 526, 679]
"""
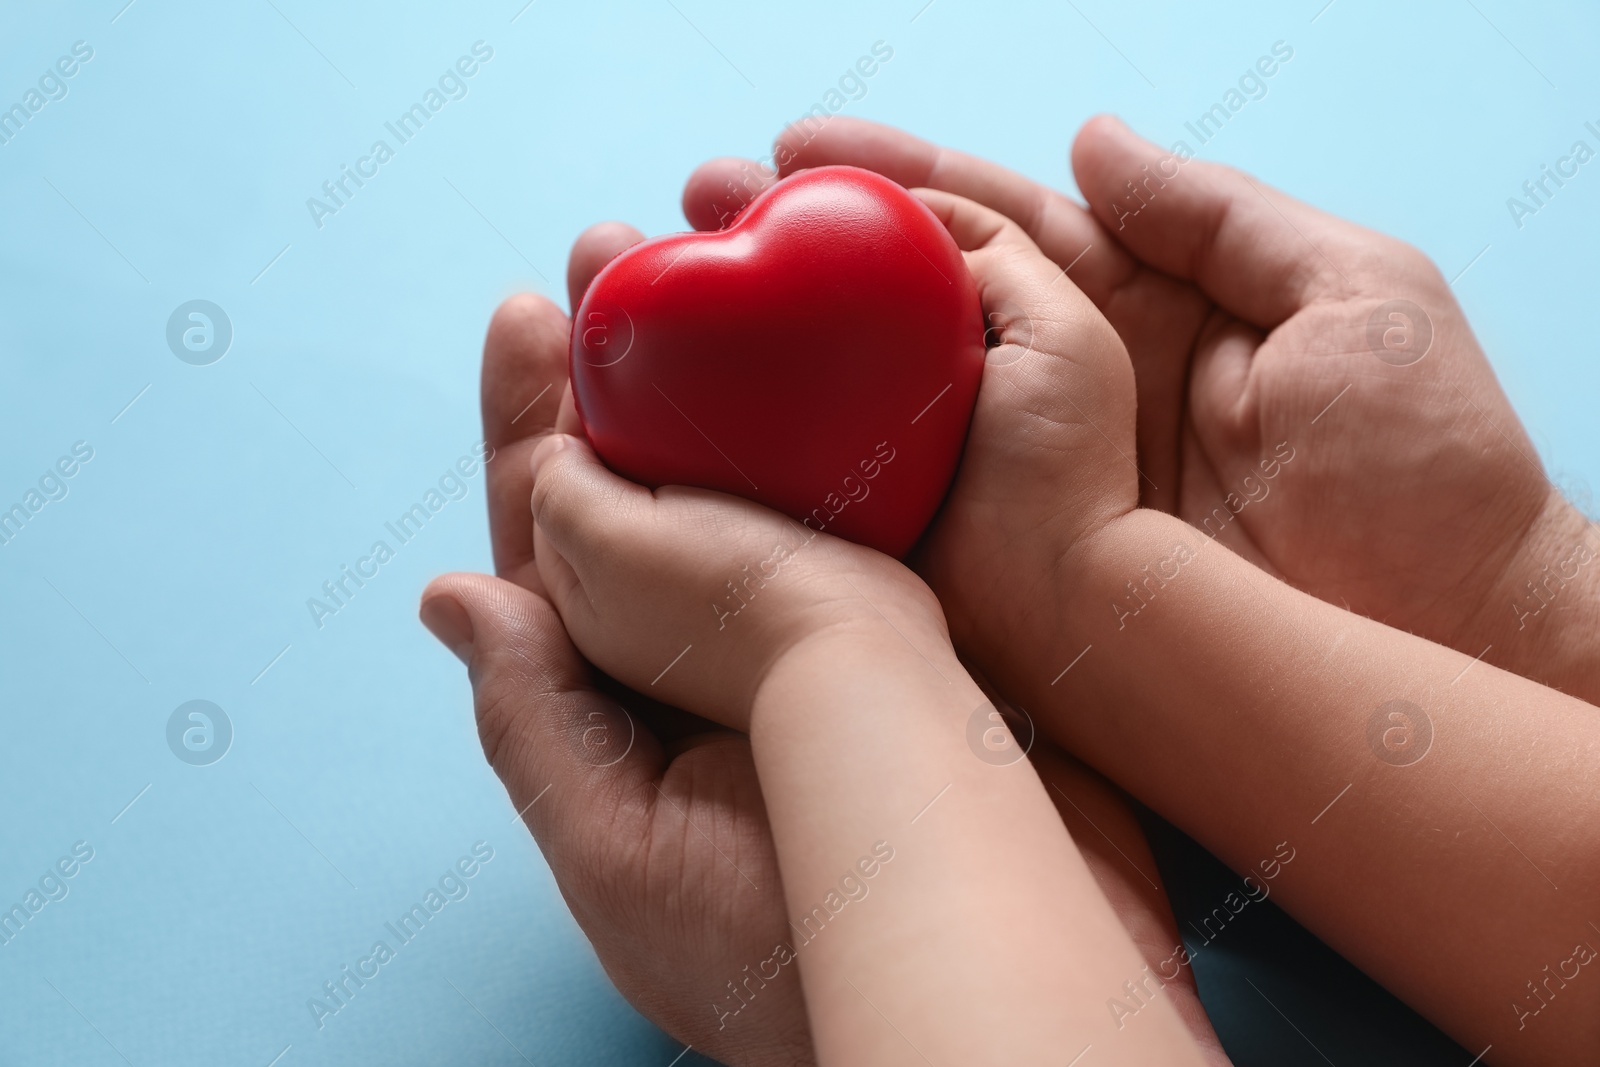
[1064, 506, 1205, 624]
[1049, 496, 1600, 705]
[700, 542, 946, 727]
[972, 508, 1204, 708]
[749, 591, 966, 727]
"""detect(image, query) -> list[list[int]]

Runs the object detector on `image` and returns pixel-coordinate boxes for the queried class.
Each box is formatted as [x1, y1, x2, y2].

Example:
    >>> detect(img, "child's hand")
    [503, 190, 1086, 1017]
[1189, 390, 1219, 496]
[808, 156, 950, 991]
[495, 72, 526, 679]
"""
[904, 189, 1142, 665]
[691, 116, 1599, 701]
[526, 432, 946, 730]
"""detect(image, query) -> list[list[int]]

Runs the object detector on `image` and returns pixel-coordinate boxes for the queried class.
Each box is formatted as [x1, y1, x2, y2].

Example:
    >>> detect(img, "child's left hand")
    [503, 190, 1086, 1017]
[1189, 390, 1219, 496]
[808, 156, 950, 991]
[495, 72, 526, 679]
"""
[526, 430, 945, 731]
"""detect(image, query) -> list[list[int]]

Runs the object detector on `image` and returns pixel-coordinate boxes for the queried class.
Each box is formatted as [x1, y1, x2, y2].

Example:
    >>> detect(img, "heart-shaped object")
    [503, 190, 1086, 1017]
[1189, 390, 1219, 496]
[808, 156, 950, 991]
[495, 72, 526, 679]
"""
[569, 165, 984, 557]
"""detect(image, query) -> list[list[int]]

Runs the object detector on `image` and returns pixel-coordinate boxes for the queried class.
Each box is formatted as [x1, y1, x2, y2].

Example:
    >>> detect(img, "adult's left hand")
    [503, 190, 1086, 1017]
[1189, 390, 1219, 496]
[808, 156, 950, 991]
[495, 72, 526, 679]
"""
[421, 235, 814, 1067]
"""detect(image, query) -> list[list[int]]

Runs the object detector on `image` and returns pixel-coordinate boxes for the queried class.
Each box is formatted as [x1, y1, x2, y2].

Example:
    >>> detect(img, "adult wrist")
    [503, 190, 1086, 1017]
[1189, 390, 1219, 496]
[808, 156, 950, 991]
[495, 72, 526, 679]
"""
[1470, 485, 1600, 702]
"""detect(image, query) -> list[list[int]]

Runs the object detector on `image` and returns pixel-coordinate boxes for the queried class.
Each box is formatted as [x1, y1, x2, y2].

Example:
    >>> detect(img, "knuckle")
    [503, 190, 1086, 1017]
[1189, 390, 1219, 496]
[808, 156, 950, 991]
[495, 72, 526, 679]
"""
[530, 454, 581, 529]
[1351, 235, 1448, 294]
[1397, 240, 1448, 287]
[533, 457, 640, 561]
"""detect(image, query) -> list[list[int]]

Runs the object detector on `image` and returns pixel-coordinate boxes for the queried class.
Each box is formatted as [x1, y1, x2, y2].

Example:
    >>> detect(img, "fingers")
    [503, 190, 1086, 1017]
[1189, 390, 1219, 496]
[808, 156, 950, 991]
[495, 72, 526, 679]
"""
[528, 434, 652, 576]
[481, 293, 571, 584]
[567, 220, 646, 311]
[1072, 114, 1361, 328]
[483, 224, 644, 586]
[527, 431, 859, 729]
[912, 186, 1020, 253]
[482, 294, 569, 450]
[681, 157, 776, 231]
[772, 115, 1133, 307]
[914, 188, 1125, 374]
[526, 431, 665, 662]
[419, 572, 663, 861]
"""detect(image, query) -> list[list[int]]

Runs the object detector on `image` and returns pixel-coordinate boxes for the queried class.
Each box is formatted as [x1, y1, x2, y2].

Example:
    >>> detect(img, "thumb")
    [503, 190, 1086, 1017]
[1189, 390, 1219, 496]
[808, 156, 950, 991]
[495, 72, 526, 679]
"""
[913, 187, 1140, 494]
[419, 572, 662, 851]
[905, 186, 1147, 613]
[1072, 114, 1383, 328]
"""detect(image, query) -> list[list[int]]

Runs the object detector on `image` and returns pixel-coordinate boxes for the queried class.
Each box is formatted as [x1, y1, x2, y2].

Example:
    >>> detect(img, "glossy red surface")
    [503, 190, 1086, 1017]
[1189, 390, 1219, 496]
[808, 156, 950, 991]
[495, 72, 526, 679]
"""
[570, 165, 985, 557]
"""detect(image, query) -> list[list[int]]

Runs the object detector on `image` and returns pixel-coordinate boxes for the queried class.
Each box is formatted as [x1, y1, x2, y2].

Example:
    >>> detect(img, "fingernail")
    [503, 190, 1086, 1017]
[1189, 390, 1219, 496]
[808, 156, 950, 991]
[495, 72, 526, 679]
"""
[529, 433, 569, 482]
[420, 594, 474, 665]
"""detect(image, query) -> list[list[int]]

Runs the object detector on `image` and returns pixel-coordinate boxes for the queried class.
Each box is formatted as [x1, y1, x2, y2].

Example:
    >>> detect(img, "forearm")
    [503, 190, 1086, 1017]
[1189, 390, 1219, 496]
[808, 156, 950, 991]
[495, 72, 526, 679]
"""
[749, 623, 1207, 1066]
[1467, 486, 1600, 705]
[1001, 508, 1600, 1066]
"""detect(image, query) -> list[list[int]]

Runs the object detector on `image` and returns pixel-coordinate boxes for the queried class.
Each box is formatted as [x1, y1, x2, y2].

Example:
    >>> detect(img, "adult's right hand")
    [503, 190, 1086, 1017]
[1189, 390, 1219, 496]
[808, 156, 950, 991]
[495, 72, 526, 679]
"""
[685, 116, 1598, 703]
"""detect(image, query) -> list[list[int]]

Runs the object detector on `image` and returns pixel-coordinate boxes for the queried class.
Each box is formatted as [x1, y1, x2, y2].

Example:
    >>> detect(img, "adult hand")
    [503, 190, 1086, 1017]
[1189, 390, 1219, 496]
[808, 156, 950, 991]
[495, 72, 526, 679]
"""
[421, 233, 813, 1067]
[686, 116, 1598, 702]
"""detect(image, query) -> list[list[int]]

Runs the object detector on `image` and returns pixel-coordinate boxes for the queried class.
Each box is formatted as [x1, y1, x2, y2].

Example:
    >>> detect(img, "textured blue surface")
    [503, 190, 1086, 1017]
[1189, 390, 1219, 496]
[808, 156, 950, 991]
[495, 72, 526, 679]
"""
[0, 1, 1594, 1064]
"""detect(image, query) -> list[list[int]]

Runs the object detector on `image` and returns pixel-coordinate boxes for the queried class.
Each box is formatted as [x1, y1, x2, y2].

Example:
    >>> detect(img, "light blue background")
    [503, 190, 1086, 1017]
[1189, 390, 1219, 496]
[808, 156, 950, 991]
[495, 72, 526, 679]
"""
[1, 1, 1594, 1064]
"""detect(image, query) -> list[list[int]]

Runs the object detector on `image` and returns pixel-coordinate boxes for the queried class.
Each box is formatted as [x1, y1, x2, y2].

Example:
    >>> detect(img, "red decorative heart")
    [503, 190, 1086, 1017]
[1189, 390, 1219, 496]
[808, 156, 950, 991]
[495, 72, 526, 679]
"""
[569, 165, 984, 557]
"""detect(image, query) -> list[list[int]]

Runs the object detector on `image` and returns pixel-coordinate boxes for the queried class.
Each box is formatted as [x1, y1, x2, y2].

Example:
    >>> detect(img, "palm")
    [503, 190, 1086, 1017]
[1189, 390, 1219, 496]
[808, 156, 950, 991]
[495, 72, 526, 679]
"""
[1132, 269, 1545, 644]
[562, 681, 807, 1063]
